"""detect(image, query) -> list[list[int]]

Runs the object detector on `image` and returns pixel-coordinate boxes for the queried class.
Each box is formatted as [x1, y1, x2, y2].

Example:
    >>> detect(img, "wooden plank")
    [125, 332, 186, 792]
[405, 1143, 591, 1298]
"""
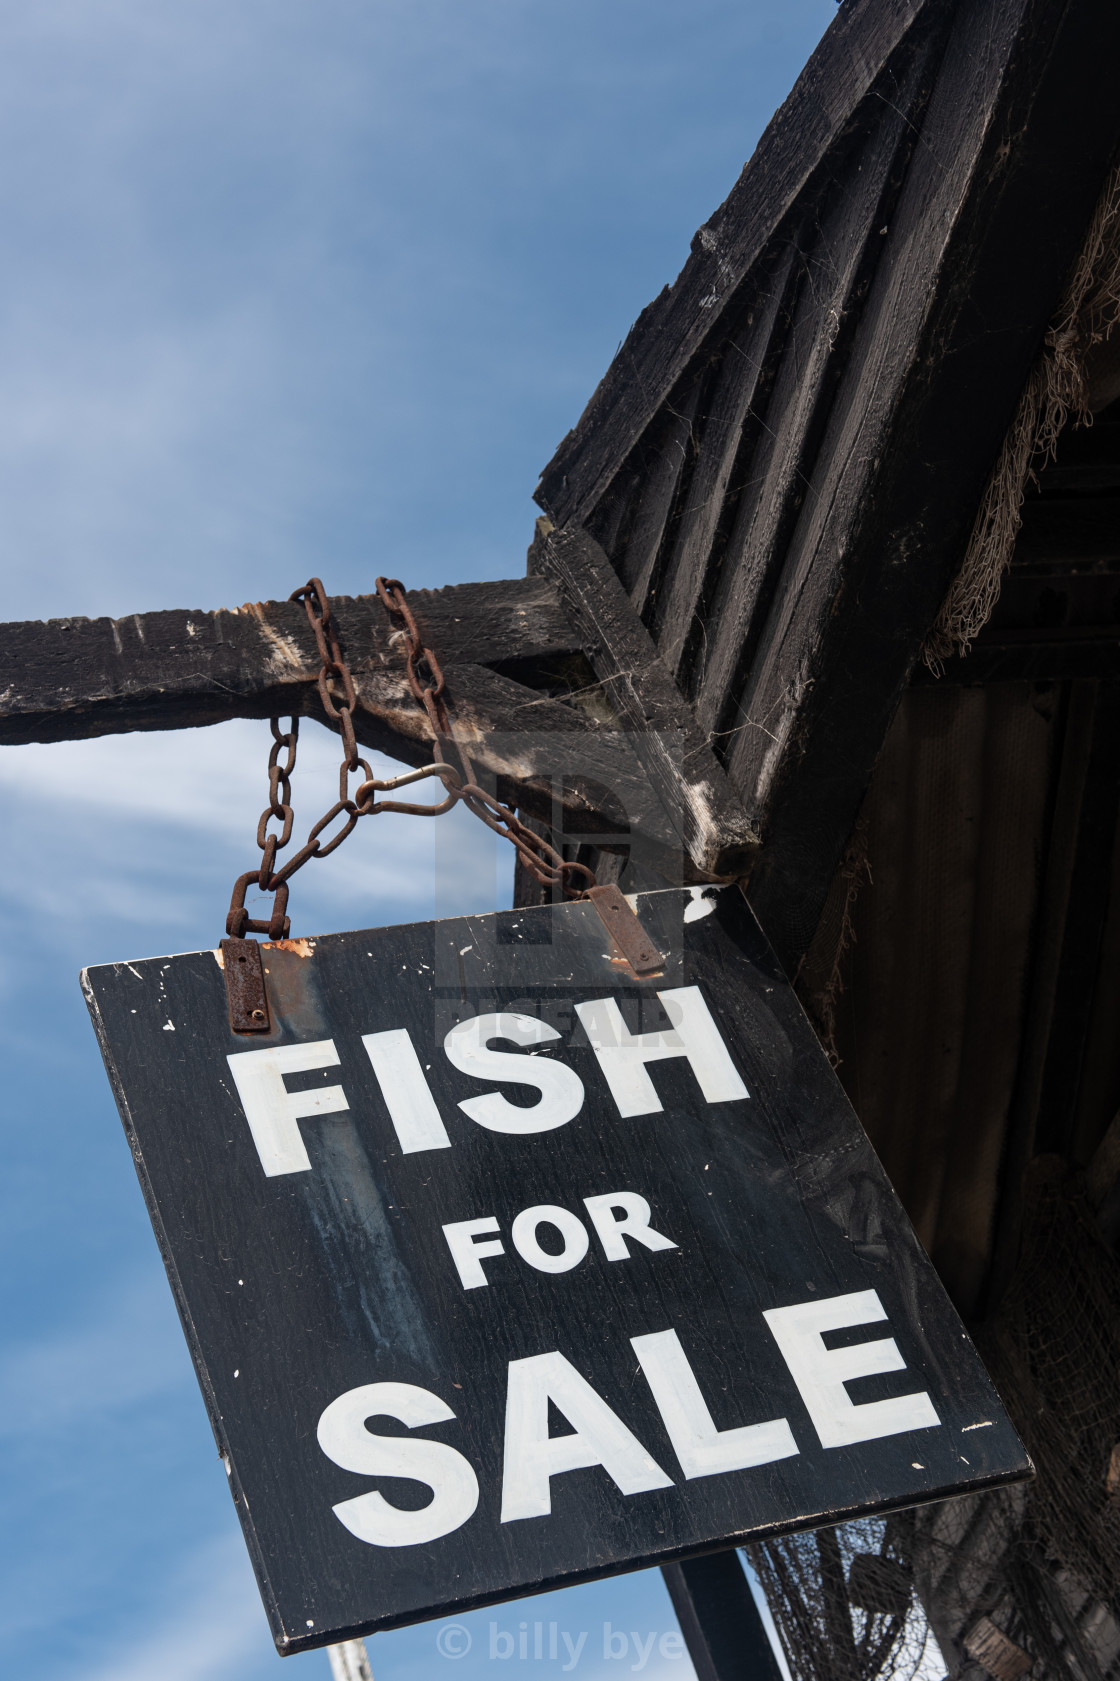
[983, 680, 1099, 1314]
[662, 1552, 783, 1681]
[734, 0, 1120, 972]
[614, 379, 705, 606]
[832, 684, 1060, 1318]
[720, 0, 1043, 796]
[650, 244, 799, 683]
[0, 577, 581, 747]
[1031, 681, 1120, 1158]
[691, 37, 936, 739]
[528, 521, 758, 879]
[535, 0, 1120, 976]
[535, 0, 933, 528]
[0, 576, 704, 875]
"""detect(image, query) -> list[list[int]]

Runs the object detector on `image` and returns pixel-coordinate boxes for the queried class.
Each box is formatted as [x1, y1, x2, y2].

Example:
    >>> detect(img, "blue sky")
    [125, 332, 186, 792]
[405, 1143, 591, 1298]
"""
[0, 3, 834, 1677]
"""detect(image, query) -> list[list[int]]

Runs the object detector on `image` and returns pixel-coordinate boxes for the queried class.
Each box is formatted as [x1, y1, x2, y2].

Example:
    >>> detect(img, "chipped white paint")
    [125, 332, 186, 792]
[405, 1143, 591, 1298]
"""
[684, 886, 720, 923]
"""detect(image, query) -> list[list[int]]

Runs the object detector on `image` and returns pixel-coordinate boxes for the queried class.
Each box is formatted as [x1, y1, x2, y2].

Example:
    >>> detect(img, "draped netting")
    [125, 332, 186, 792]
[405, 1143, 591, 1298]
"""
[747, 1512, 937, 1681]
[750, 1160, 1120, 1681]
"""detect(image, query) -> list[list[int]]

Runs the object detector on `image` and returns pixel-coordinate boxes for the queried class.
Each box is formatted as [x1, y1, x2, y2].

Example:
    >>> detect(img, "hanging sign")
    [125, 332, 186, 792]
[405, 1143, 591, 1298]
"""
[82, 886, 1029, 1654]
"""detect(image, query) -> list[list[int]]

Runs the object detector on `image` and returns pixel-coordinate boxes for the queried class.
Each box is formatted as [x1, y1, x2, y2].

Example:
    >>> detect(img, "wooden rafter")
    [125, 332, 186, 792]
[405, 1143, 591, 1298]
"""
[0, 576, 755, 880]
[536, 0, 1120, 971]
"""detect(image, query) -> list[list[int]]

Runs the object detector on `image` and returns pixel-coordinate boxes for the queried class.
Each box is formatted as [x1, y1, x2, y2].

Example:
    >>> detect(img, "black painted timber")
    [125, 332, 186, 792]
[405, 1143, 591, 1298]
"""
[534, 0, 1120, 974]
[662, 1552, 783, 1681]
[0, 578, 579, 747]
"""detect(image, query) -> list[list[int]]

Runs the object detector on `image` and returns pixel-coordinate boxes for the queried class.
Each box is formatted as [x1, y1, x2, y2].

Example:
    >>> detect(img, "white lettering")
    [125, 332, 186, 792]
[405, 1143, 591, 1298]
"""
[226, 1039, 348, 1177]
[583, 1192, 677, 1261]
[442, 1216, 506, 1288]
[763, 1289, 941, 1448]
[632, 1328, 798, 1476]
[511, 1206, 590, 1274]
[501, 1351, 673, 1520]
[562, 1631, 587, 1670]
[444, 1013, 585, 1134]
[362, 1028, 450, 1153]
[604, 1625, 627, 1659]
[574, 986, 747, 1118]
[490, 1625, 514, 1660]
[317, 1381, 479, 1546]
[630, 1631, 657, 1671]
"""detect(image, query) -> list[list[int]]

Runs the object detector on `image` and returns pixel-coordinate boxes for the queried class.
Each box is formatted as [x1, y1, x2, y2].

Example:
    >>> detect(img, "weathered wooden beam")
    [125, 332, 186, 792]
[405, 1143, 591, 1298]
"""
[528, 521, 758, 879]
[536, 0, 932, 527]
[661, 1553, 783, 1681]
[734, 0, 1116, 961]
[983, 677, 1120, 1274]
[535, 0, 1120, 975]
[0, 577, 579, 747]
[0, 575, 745, 879]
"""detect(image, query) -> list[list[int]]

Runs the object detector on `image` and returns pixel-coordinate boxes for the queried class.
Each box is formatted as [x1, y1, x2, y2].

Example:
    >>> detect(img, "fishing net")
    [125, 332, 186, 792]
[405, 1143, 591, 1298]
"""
[747, 1512, 938, 1681]
[982, 1159, 1120, 1623]
[751, 1159, 1120, 1681]
[925, 158, 1120, 671]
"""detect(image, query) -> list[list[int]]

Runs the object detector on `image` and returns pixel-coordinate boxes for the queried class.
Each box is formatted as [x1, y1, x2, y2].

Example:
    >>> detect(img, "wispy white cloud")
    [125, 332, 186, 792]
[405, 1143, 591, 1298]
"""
[0, 720, 386, 841]
[0, 0, 837, 623]
[0, 722, 450, 922]
[46, 1530, 305, 1681]
[0, 1272, 187, 1439]
[0, 721, 512, 952]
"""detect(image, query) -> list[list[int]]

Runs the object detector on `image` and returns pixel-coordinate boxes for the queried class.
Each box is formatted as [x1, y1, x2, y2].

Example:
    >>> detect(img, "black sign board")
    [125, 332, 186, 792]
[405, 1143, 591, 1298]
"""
[83, 887, 1029, 1653]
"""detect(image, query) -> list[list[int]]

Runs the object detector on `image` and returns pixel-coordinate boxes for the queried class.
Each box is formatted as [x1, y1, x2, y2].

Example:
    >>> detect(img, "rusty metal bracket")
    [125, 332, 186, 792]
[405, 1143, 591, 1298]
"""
[221, 936, 272, 1034]
[584, 883, 663, 976]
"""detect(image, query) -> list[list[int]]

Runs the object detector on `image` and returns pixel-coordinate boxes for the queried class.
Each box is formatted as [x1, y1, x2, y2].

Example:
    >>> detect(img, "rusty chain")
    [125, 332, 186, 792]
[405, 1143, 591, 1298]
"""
[374, 576, 595, 897]
[226, 575, 593, 940]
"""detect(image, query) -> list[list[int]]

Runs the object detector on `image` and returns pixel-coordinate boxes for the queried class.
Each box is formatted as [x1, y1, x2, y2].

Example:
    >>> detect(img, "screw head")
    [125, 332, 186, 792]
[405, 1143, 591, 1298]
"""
[250, 1008, 266, 1022]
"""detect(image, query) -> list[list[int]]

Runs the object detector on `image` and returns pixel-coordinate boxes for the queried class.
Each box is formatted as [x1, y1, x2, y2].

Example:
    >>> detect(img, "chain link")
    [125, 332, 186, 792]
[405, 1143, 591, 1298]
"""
[375, 577, 595, 897]
[225, 575, 594, 940]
